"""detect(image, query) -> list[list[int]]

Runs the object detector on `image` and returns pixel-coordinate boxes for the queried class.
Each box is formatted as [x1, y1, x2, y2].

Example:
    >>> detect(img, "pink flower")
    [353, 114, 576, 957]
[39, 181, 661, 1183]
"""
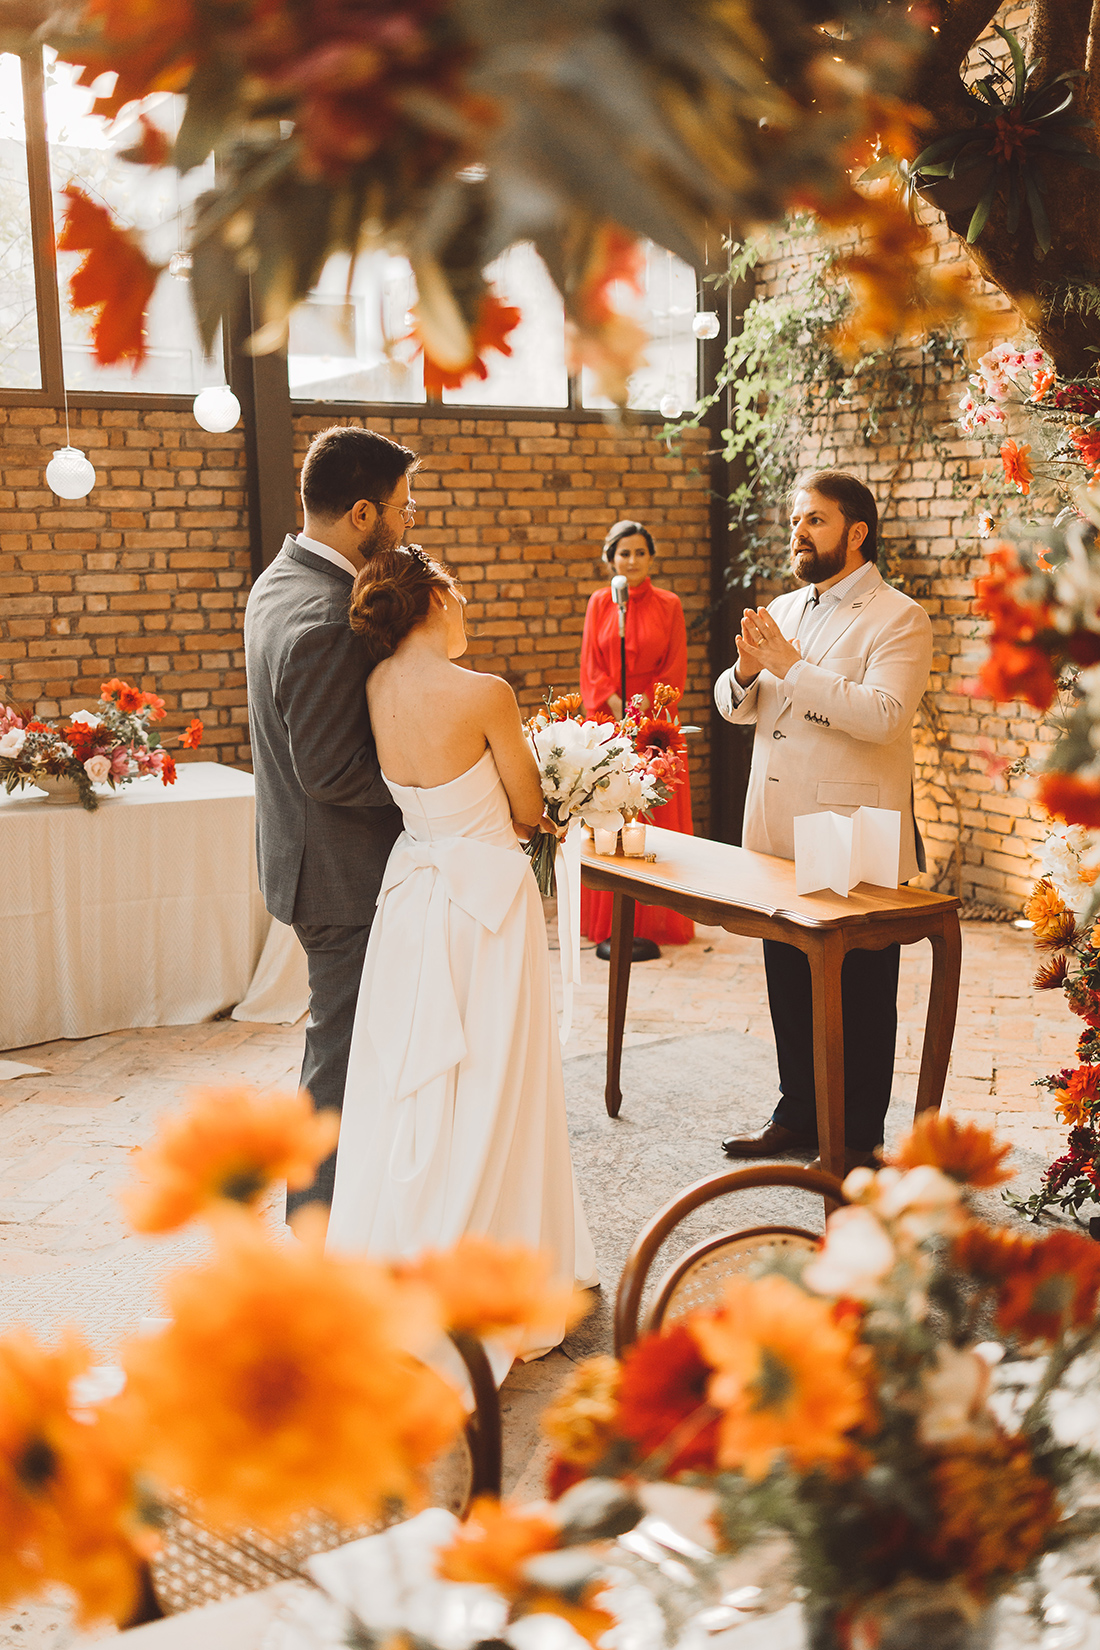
[1024, 348, 1046, 368]
[148, 748, 165, 770]
[110, 748, 130, 776]
[84, 754, 111, 783]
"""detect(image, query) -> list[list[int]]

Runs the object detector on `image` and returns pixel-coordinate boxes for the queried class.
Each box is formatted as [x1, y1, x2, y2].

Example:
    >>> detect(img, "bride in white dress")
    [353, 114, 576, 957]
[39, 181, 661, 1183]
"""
[326, 544, 597, 1360]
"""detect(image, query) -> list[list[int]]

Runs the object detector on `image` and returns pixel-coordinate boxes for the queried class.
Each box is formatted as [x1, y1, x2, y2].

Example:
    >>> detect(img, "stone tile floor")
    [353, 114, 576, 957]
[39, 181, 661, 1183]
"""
[0, 914, 1074, 1645]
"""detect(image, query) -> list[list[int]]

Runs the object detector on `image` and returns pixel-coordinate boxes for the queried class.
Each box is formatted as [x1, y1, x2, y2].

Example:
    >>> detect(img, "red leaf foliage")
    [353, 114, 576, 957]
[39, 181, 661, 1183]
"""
[57, 188, 159, 368]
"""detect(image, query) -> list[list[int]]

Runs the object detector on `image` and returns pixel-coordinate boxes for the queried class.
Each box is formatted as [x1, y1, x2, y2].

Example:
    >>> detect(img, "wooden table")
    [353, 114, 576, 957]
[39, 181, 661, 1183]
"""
[581, 827, 962, 1180]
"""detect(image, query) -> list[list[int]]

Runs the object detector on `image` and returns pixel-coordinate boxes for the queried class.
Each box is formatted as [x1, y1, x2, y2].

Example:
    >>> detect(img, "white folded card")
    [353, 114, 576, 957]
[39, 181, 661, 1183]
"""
[793, 806, 901, 897]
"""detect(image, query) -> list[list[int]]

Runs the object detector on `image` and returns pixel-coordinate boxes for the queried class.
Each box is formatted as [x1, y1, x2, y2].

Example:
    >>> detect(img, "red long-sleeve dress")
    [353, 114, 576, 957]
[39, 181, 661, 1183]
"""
[579, 578, 694, 946]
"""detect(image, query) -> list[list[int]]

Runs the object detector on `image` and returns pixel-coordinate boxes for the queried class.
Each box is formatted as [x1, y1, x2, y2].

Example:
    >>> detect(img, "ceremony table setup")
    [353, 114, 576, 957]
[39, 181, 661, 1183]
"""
[0, 763, 308, 1052]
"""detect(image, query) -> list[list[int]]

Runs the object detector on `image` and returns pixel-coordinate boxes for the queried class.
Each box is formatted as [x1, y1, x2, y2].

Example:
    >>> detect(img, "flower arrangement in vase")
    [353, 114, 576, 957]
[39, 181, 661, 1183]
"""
[0, 679, 203, 811]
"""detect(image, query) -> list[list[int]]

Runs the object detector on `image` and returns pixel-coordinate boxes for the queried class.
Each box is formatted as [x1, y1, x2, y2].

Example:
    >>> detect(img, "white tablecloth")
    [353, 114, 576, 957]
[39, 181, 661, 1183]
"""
[0, 763, 309, 1052]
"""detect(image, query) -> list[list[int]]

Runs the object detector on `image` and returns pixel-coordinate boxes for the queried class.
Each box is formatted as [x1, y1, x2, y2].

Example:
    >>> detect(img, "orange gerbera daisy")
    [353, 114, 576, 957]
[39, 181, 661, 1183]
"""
[178, 717, 204, 749]
[891, 1113, 1013, 1188]
[1052, 1066, 1100, 1129]
[0, 1330, 157, 1626]
[995, 1228, 1100, 1344]
[396, 1234, 587, 1342]
[1024, 880, 1075, 944]
[1000, 439, 1033, 494]
[689, 1275, 871, 1481]
[617, 1325, 720, 1475]
[540, 1355, 621, 1468]
[438, 1497, 614, 1646]
[115, 1211, 463, 1532]
[927, 1435, 1058, 1590]
[122, 1087, 341, 1233]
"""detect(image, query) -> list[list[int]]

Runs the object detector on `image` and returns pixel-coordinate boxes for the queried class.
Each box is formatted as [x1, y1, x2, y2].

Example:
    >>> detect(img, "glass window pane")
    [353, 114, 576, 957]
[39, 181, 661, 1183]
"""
[581, 242, 698, 413]
[45, 52, 220, 394]
[0, 54, 42, 389]
[290, 241, 568, 408]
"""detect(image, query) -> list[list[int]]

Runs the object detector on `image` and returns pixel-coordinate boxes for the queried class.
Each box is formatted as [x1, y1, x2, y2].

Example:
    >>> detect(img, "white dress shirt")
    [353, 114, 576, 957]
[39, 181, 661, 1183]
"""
[726, 558, 877, 706]
[297, 533, 359, 580]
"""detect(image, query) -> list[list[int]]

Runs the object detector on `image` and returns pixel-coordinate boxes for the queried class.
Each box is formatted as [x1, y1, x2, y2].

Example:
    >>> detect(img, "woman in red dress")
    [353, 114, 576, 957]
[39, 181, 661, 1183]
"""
[580, 520, 694, 958]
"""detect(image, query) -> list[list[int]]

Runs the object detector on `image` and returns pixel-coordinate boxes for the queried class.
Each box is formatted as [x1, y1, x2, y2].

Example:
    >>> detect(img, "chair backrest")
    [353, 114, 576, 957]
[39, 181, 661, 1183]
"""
[614, 1164, 847, 1354]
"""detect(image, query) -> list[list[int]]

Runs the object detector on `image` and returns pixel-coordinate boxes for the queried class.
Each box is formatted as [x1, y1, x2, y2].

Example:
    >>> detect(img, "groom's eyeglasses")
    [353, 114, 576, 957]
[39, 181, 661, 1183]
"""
[366, 498, 417, 525]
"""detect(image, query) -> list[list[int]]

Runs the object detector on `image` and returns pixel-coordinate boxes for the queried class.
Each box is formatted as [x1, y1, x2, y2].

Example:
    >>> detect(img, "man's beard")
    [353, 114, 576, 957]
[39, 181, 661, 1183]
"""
[357, 514, 403, 560]
[790, 534, 849, 586]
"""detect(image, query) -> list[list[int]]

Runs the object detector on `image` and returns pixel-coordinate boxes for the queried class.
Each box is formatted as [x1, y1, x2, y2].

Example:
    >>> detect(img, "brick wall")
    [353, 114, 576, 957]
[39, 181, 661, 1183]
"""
[0, 405, 713, 831]
[746, 2, 1051, 912]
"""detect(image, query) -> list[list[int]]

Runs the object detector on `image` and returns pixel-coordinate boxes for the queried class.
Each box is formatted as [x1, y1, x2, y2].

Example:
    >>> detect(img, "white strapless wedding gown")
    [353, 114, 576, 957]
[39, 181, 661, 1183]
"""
[326, 747, 597, 1361]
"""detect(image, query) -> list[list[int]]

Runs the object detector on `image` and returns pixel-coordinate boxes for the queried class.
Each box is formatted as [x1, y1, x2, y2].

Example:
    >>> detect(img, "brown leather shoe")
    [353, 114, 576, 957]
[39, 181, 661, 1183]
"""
[721, 1122, 818, 1159]
[808, 1148, 880, 1177]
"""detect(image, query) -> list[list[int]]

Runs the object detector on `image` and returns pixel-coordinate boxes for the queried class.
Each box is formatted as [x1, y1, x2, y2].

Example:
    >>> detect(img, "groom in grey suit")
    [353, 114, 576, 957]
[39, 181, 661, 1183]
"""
[245, 425, 415, 1212]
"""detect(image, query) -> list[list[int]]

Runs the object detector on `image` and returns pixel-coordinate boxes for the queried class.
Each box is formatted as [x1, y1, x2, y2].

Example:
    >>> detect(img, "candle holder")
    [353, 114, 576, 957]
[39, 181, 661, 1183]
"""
[593, 827, 619, 856]
[621, 820, 647, 857]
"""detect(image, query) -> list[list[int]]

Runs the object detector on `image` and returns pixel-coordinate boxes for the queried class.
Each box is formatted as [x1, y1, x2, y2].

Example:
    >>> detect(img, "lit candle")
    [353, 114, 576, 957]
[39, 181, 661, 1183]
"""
[621, 821, 647, 857]
[593, 828, 619, 855]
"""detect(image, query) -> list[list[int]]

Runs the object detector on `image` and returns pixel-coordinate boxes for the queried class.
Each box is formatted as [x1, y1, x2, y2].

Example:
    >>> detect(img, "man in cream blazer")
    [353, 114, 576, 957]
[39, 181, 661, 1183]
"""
[714, 470, 932, 1171]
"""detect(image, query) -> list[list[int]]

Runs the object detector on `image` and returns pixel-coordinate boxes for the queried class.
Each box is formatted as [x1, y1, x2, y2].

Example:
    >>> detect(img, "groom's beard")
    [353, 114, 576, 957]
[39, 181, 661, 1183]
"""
[357, 515, 404, 560]
[790, 529, 849, 586]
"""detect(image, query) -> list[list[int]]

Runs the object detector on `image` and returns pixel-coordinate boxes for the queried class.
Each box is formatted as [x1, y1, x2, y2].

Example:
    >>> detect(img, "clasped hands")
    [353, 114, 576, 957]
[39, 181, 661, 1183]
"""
[734, 606, 802, 687]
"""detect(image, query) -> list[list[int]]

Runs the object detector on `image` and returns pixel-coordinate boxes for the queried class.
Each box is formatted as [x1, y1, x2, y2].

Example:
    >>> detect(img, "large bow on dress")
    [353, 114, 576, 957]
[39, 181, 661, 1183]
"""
[365, 834, 531, 1106]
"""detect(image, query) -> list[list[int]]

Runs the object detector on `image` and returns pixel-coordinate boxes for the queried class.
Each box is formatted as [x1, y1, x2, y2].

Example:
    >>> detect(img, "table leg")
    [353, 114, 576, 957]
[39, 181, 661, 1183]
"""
[605, 892, 635, 1118]
[914, 911, 962, 1117]
[808, 931, 846, 1183]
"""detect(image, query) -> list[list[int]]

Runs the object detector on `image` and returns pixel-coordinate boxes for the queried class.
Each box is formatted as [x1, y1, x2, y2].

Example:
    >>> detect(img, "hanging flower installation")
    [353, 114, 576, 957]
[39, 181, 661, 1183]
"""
[6, 0, 986, 402]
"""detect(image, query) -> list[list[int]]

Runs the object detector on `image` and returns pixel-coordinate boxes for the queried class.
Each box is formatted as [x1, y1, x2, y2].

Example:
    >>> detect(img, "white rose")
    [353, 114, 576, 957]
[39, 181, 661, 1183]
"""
[0, 729, 26, 758]
[84, 754, 111, 782]
[802, 1205, 896, 1301]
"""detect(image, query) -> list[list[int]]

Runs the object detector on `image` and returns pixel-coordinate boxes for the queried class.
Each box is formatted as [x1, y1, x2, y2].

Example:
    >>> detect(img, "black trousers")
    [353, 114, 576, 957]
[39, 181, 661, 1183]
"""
[764, 937, 901, 1153]
[289, 921, 371, 1215]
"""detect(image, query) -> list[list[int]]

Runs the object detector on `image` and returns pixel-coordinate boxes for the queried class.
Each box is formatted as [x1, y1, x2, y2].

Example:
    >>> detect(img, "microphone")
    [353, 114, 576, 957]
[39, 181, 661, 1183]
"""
[611, 574, 628, 637]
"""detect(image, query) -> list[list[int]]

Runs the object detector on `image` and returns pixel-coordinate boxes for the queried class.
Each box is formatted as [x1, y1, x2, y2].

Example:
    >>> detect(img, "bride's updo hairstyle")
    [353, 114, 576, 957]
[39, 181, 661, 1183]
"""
[349, 544, 459, 660]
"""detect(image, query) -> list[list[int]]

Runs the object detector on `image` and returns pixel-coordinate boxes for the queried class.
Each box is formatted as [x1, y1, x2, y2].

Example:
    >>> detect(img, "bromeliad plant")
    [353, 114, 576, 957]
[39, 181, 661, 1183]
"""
[538, 1114, 1100, 1648]
[908, 25, 1100, 258]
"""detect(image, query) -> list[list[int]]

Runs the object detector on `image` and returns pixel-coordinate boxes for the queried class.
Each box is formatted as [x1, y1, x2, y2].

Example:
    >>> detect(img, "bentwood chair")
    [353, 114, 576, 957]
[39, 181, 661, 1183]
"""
[613, 1164, 847, 1355]
[133, 1333, 502, 1622]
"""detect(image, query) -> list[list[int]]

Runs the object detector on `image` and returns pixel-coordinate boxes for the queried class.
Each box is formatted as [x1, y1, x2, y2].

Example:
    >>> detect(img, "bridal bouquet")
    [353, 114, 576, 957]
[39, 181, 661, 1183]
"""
[536, 1113, 1100, 1649]
[0, 680, 203, 811]
[523, 692, 662, 896]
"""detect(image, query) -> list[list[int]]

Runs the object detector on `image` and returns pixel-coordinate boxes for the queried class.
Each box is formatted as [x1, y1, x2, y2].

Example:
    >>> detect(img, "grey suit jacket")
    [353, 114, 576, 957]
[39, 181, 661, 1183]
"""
[244, 536, 402, 926]
[714, 566, 932, 882]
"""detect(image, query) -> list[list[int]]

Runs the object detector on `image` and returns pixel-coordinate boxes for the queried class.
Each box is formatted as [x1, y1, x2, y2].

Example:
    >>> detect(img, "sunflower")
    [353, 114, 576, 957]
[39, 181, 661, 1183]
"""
[540, 1355, 621, 1468]
[1024, 880, 1077, 945]
[0, 1330, 157, 1626]
[994, 1228, 1100, 1344]
[890, 1113, 1013, 1188]
[438, 1497, 613, 1646]
[616, 1325, 720, 1475]
[1052, 1066, 1100, 1130]
[122, 1086, 340, 1233]
[927, 1435, 1058, 1590]
[689, 1275, 871, 1481]
[396, 1235, 587, 1341]
[115, 1211, 464, 1532]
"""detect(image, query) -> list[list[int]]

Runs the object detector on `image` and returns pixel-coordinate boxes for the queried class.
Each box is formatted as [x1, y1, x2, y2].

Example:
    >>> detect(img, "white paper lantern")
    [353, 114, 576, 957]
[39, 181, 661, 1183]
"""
[692, 310, 721, 340]
[193, 386, 241, 433]
[45, 447, 96, 500]
[658, 393, 683, 420]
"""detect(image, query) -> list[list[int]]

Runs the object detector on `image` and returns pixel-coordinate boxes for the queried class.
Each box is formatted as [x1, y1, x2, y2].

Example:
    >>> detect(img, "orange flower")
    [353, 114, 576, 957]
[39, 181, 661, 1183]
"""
[1052, 1065, 1100, 1129]
[159, 752, 177, 786]
[57, 189, 160, 369]
[1038, 772, 1100, 829]
[1024, 879, 1074, 942]
[178, 717, 204, 749]
[928, 1435, 1058, 1590]
[139, 691, 165, 720]
[1000, 439, 1033, 494]
[617, 1325, 719, 1474]
[0, 1330, 157, 1626]
[540, 1355, 621, 1468]
[953, 1221, 1034, 1282]
[1071, 426, 1100, 475]
[100, 678, 143, 713]
[396, 1234, 587, 1341]
[651, 682, 683, 716]
[438, 1498, 614, 1646]
[421, 294, 521, 396]
[973, 547, 1050, 645]
[1030, 369, 1055, 401]
[890, 1113, 1013, 1188]
[689, 1274, 871, 1481]
[995, 1228, 1100, 1343]
[977, 641, 1057, 711]
[71, 0, 199, 117]
[122, 1086, 341, 1233]
[116, 1210, 463, 1532]
[1033, 955, 1070, 990]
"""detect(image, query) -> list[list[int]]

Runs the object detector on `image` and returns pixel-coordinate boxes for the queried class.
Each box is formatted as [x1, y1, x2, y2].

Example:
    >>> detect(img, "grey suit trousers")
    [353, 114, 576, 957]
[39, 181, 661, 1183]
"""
[289, 920, 371, 1215]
